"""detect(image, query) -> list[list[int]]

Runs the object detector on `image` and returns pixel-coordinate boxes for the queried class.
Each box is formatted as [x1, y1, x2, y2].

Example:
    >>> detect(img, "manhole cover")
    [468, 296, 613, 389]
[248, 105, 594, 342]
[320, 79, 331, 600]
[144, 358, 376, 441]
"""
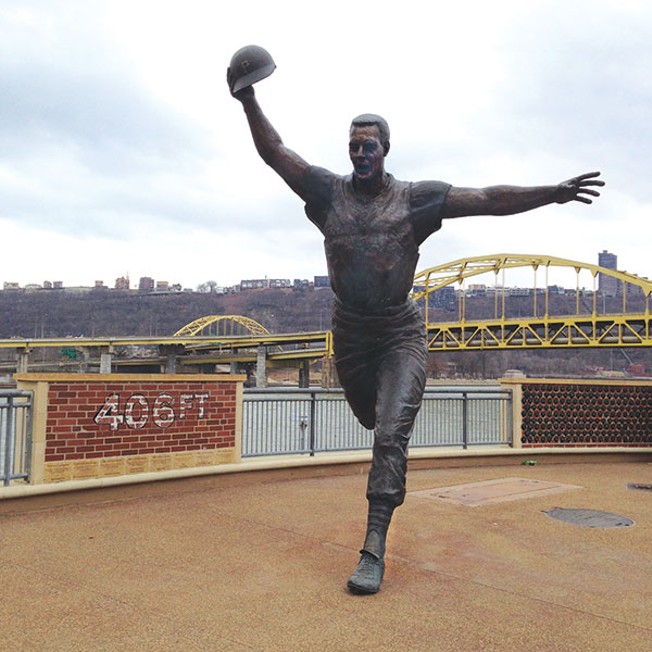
[409, 477, 582, 507]
[545, 507, 635, 528]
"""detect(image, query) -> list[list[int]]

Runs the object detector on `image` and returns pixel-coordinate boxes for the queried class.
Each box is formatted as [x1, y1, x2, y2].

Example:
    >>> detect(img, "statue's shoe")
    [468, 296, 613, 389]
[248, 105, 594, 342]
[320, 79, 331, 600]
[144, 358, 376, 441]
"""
[347, 551, 385, 595]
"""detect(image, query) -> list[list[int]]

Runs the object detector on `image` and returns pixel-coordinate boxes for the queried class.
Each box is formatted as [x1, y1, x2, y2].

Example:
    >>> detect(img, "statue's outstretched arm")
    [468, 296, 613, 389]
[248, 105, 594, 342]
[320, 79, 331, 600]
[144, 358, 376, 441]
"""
[441, 171, 604, 218]
[228, 78, 310, 199]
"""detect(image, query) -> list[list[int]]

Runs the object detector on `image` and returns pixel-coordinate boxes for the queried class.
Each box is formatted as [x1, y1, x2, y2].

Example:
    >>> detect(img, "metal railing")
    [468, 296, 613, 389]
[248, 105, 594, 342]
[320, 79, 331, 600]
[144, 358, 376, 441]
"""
[242, 386, 512, 457]
[0, 390, 33, 486]
[0, 385, 512, 483]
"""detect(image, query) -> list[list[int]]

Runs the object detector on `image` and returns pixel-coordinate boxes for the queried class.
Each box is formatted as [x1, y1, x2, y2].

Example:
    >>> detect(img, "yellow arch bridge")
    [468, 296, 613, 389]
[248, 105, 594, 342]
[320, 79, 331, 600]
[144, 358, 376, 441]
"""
[173, 254, 652, 360]
[174, 315, 271, 338]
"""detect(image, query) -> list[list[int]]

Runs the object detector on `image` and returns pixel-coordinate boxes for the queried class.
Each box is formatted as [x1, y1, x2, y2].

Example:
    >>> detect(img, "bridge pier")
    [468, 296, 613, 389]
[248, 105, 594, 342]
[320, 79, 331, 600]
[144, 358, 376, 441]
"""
[320, 357, 339, 388]
[99, 347, 113, 374]
[256, 346, 268, 388]
[298, 360, 310, 388]
[16, 349, 30, 374]
[79, 349, 91, 373]
[161, 344, 185, 375]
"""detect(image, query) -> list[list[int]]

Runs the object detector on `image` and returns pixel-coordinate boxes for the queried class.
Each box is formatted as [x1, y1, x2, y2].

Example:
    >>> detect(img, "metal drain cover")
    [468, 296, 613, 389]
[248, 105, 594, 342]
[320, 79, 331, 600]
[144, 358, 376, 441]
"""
[545, 507, 635, 528]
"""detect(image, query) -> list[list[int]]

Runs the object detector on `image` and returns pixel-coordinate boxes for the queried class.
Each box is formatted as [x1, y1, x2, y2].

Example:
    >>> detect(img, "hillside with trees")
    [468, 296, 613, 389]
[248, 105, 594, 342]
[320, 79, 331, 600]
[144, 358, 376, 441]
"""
[0, 287, 335, 338]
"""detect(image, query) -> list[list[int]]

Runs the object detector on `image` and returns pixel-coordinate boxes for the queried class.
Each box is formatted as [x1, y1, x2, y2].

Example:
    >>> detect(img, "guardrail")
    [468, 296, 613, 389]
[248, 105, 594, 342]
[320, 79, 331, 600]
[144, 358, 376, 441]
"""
[0, 390, 33, 486]
[242, 386, 513, 457]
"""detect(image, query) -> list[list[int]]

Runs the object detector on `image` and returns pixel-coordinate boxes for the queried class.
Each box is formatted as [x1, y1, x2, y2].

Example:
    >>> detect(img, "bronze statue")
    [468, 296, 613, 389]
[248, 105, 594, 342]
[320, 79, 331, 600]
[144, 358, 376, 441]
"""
[227, 46, 604, 595]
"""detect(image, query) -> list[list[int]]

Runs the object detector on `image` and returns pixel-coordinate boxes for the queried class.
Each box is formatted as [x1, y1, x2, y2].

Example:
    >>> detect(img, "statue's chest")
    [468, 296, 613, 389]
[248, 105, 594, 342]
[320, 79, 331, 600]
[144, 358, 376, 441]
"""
[325, 187, 412, 241]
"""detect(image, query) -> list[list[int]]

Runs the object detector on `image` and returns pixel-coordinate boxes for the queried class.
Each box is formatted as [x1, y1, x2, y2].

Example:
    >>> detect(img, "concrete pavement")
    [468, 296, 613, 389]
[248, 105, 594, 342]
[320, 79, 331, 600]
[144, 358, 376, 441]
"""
[1, 455, 651, 651]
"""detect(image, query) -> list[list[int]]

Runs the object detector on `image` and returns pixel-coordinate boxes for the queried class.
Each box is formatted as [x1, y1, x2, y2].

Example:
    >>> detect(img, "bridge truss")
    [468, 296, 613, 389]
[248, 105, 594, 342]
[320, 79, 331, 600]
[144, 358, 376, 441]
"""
[412, 254, 652, 351]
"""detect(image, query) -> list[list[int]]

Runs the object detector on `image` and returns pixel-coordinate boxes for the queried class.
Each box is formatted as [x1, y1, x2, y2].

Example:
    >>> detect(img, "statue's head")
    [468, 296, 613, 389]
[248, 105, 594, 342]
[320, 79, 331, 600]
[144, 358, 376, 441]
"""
[350, 114, 390, 155]
[349, 114, 390, 183]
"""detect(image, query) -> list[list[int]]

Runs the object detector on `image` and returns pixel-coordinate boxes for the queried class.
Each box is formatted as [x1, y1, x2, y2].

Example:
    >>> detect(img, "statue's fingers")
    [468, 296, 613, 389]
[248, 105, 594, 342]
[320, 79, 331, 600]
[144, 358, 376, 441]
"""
[577, 171, 602, 181]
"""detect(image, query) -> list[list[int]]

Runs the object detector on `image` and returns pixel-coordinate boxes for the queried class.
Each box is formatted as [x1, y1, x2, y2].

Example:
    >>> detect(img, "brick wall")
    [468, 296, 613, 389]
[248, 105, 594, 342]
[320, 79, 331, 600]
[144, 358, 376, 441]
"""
[16, 374, 244, 483]
[44, 379, 237, 461]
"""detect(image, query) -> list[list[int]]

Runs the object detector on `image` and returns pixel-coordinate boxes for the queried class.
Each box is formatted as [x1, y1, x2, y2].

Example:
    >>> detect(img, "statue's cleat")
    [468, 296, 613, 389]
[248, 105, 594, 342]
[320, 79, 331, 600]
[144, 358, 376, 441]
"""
[347, 551, 385, 595]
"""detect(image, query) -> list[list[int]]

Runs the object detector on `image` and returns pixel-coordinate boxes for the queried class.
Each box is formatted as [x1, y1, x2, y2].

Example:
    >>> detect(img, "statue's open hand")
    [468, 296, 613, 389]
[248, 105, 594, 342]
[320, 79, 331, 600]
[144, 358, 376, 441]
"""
[556, 171, 605, 204]
[226, 67, 255, 101]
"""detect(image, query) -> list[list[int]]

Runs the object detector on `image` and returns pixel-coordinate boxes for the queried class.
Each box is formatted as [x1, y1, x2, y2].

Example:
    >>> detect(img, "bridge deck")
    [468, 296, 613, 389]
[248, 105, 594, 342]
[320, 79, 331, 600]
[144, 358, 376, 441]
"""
[1, 455, 651, 651]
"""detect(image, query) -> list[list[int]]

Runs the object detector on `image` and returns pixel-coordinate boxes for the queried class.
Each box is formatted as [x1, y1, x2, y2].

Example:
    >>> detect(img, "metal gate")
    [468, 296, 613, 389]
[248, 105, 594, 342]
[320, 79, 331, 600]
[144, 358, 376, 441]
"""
[0, 390, 33, 486]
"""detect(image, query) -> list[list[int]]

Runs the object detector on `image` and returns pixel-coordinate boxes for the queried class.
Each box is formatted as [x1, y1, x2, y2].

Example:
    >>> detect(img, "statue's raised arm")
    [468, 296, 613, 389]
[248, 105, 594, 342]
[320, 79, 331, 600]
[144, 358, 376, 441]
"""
[227, 46, 310, 200]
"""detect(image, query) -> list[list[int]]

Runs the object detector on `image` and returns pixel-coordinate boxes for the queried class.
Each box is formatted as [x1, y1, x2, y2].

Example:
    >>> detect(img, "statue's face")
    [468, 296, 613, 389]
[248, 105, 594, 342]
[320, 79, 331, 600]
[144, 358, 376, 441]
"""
[349, 125, 385, 181]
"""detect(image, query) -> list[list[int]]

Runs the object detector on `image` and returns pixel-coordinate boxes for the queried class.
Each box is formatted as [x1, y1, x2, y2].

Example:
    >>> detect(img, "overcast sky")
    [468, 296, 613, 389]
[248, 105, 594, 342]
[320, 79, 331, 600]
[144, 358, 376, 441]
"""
[1, 0, 650, 290]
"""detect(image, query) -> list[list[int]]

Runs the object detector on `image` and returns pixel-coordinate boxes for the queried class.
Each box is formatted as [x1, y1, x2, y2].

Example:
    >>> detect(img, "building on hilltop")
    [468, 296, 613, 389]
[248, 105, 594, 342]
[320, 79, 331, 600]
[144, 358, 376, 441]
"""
[428, 286, 456, 310]
[138, 276, 155, 292]
[240, 278, 292, 291]
[269, 278, 291, 288]
[240, 279, 269, 290]
[293, 279, 309, 290]
[598, 250, 619, 297]
[115, 276, 130, 290]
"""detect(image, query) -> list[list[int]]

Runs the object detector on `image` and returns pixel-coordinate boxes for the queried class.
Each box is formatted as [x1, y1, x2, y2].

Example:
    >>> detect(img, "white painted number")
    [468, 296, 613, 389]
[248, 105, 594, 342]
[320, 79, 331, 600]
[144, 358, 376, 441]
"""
[153, 393, 175, 428]
[93, 393, 124, 431]
[124, 394, 149, 429]
[93, 392, 209, 432]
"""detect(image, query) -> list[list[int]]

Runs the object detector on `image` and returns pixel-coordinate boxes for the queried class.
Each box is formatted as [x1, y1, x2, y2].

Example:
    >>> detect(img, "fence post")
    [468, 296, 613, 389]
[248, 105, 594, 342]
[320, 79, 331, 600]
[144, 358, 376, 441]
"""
[309, 390, 317, 456]
[3, 398, 14, 486]
[462, 392, 469, 450]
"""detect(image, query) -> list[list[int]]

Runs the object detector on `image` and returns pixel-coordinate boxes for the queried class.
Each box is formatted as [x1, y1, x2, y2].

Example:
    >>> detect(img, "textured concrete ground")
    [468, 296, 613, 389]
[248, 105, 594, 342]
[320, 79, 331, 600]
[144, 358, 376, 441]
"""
[1, 458, 651, 651]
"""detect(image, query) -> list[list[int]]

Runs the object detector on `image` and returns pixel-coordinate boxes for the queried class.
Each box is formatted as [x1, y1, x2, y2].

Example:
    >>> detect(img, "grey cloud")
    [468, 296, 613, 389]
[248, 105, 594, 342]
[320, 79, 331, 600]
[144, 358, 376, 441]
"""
[0, 2, 215, 240]
[0, 59, 209, 172]
[0, 59, 215, 238]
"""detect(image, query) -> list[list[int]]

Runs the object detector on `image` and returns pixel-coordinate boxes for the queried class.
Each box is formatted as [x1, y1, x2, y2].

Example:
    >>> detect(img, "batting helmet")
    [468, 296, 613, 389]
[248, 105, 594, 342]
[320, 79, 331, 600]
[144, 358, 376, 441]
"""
[228, 45, 276, 93]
